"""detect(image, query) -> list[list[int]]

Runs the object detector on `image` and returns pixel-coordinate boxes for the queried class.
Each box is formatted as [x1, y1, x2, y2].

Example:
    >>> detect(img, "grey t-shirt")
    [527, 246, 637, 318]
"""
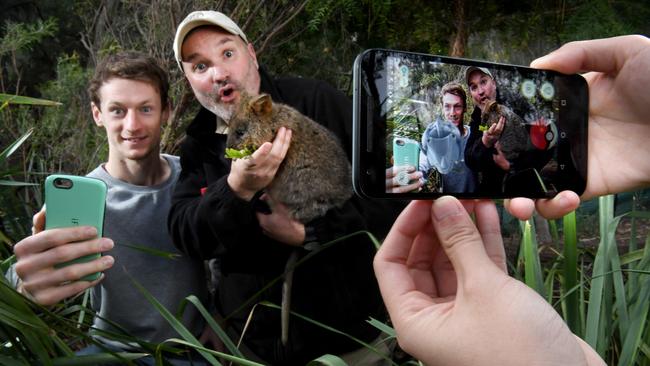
[86, 154, 208, 348]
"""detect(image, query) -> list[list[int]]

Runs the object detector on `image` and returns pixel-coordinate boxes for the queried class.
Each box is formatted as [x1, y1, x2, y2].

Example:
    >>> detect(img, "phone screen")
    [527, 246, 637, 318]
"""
[353, 49, 588, 199]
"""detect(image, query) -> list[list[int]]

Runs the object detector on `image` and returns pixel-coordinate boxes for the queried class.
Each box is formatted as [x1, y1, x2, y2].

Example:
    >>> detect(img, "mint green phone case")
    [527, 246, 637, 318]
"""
[45, 174, 107, 281]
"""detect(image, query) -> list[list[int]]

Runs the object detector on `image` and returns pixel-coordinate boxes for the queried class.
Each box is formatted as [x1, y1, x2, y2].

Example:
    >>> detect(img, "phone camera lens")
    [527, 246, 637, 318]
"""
[53, 178, 73, 189]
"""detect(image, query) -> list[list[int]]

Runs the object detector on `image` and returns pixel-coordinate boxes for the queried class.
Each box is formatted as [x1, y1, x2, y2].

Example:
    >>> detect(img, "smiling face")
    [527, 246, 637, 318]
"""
[467, 70, 497, 112]
[92, 78, 167, 164]
[180, 26, 261, 121]
[442, 92, 464, 127]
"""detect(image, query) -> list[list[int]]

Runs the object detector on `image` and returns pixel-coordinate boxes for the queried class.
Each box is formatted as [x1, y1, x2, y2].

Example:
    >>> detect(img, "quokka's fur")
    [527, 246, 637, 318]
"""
[226, 93, 352, 223]
[481, 100, 530, 161]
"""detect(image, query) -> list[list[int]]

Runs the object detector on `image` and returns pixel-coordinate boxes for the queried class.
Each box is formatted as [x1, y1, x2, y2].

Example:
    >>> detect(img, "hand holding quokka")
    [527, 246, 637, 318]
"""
[480, 100, 529, 161]
[226, 93, 352, 223]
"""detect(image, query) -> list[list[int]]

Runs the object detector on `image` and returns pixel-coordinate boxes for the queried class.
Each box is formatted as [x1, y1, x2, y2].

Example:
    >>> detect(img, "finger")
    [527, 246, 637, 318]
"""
[28, 274, 105, 306]
[25, 255, 114, 292]
[14, 226, 100, 258]
[535, 190, 580, 219]
[374, 201, 434, 312]
[504, 198, 536, 220]
[474, 200, 507, 272]
[249, 142, 273, 164]
[32, 208, 46, 234]
[530, 35, 649, 74]
[405, 220, 439, 297]
[270, 126, 291, 160]
[15, 237, 113, 276]
[429, 196, 497, 284]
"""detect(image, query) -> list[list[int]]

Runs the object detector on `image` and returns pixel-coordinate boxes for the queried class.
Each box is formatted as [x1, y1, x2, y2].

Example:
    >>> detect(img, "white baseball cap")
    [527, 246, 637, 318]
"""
[465, 66, 494, 85]
[173, 10, 248, 71]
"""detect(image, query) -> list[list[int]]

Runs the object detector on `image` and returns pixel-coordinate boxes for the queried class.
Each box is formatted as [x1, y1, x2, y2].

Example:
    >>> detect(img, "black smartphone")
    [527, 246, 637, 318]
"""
[353, 48, 588, 199]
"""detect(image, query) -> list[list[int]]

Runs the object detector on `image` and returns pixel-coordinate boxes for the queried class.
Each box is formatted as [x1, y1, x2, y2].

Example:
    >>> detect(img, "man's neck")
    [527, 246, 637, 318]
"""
[104, 153, 170, 187]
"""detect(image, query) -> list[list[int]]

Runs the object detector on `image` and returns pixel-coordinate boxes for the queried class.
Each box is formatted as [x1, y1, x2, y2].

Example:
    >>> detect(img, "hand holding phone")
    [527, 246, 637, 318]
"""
[45, 175, 107, 281]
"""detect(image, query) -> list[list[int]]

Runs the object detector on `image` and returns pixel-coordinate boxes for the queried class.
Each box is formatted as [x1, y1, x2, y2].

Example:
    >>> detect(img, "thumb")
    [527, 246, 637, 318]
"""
[430, 196, 494, 283]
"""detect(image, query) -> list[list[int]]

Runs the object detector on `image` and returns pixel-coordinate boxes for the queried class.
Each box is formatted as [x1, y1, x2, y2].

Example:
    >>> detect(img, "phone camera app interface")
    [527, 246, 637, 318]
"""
[383, 53, 560, 197]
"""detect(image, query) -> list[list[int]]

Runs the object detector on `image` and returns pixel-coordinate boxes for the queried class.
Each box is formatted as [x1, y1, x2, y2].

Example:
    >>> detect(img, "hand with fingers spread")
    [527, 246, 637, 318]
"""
[374, 197, 605, 366]
[12, 209, 114, 306]
[227, 126, 292, 201]
[506, 35, 650, 221]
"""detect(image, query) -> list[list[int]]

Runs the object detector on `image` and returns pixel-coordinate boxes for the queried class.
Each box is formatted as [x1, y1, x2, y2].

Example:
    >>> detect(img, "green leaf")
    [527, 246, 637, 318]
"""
[224, 147, 254, 159]
[116, 243, 180, 260]
[51, 353, 148, 365]
[0, 180, 38, 187]
[562, 211, 581, 334]
[366, 317, 395, 338]
[0, 128, 33, 162]
[126, 274, 222, 365]
[260, 302, 396, 366]
[178, 295, 245, 359]
[306, 354, 349, 366]
[521, 220, 544, 295]
[0, 94, 62, 107]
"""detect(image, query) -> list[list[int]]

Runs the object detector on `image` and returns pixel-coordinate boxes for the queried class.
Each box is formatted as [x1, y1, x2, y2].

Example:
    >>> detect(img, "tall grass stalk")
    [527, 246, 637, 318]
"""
[562, 210, 581, 334]
[519, 194, 650, 364]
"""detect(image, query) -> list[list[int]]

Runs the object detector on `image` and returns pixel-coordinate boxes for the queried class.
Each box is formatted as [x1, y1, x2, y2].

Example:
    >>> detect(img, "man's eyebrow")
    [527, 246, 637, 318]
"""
[183, 37, 236, 63]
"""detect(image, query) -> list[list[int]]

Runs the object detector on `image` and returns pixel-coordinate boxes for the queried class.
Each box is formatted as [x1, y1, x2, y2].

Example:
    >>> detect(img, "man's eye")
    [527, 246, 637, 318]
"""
[142, 106, 152, 113]
[110, 108, 124, 116]
[224, 50, 233, 58]
[194, 63, 207, 72]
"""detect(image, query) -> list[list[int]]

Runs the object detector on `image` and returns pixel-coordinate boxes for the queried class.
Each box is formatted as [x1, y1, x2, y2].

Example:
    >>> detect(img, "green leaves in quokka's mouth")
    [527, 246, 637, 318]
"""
[224, 147, 255, 159]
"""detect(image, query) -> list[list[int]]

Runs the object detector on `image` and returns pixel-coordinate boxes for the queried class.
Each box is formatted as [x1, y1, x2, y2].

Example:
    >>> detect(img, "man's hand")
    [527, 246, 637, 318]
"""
[481, 116, 504, 148]
[386, 166, 423, 193]
[13, 209, 114, 306]
[228, 127, 292, 201]
[492, 142, 510, 171]
[256, 194, 305, 246]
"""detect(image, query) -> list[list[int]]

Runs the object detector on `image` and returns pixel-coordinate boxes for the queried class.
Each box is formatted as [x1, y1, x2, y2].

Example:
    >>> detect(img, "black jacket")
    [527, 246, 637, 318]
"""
[168, 68, 404, 365]
[464, 90, 552, 196]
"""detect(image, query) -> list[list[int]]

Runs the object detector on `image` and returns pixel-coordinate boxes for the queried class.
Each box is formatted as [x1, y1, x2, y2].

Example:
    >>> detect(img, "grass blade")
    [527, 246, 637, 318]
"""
[306, 354, 349, 366]
[126, 274, 222, 365]
[562, 210, 581, 334]
[521, 219, 544, 295]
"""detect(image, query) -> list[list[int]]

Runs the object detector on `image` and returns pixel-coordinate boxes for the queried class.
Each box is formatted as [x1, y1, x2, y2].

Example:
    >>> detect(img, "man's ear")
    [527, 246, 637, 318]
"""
[162, 101, 171, 126]
[247, 43, 259, 70]
[91, 102, 104, 127]
[250, 94, 272, 116]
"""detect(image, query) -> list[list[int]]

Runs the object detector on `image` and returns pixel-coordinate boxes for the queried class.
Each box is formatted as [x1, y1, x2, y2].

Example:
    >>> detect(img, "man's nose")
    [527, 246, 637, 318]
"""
[124, 110, 140, 131]
[210, 65, 229, 83]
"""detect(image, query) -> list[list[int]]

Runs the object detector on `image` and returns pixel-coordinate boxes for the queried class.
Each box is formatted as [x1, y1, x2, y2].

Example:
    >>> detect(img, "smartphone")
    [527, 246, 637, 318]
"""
[392, 137, 420, 186]
[353, 48, 588, 199]
[45, 174, 107, 281]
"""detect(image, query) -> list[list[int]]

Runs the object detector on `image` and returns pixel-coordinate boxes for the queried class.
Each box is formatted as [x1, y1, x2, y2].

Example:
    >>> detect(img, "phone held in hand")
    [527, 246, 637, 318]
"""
[45, 174, 107, 281]
[352, 48, 588, 199]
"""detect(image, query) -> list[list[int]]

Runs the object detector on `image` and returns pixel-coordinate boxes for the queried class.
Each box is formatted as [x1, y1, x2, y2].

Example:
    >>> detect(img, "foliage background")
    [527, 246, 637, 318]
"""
[1, 0, 649, 364]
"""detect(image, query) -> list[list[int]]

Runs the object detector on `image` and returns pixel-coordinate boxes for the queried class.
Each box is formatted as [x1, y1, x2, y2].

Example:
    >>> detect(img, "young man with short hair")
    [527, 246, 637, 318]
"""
[8, 51, 211, 364]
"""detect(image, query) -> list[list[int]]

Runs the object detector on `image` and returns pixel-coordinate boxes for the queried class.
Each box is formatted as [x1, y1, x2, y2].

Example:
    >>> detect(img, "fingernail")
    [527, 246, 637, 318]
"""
[85, 226, 98, 237]
[102, 256, 114, 267]
[100, 239, 114, 251]
[433, 196, 461, 221]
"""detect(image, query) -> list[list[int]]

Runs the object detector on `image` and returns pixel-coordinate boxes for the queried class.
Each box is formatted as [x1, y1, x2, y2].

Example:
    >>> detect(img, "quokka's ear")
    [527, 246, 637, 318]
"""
[249, 94, 273, 116]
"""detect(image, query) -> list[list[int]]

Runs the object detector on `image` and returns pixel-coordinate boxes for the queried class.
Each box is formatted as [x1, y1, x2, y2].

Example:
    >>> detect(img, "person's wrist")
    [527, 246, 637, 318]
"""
[226, 174, 256, 201]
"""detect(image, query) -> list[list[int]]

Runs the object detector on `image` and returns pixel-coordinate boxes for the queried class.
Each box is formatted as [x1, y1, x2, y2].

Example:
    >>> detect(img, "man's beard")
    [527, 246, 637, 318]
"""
[196, 89, 237, 121]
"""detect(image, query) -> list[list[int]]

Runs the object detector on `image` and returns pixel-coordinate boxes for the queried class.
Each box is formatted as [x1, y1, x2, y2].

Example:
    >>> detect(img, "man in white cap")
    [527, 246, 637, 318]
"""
[168, 10, 402, 366]
[464, 66, 551, 195]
